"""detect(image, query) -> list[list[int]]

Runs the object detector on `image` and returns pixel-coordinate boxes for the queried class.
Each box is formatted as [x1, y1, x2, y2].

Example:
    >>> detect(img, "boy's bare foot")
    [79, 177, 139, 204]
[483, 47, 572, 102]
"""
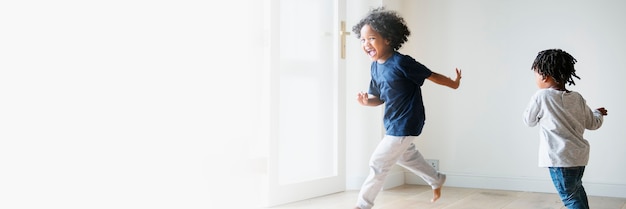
[431, 187, 442, 202]
[431, 173, 446, 202]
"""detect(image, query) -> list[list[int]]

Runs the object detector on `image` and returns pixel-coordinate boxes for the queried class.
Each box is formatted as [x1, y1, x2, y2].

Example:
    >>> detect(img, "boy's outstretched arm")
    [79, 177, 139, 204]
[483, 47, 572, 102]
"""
[427, 68, 462, 89]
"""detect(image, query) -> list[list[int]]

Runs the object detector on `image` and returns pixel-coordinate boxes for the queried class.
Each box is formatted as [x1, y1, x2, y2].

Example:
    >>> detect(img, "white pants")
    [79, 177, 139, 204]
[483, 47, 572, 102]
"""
[356, 135, 446, 209]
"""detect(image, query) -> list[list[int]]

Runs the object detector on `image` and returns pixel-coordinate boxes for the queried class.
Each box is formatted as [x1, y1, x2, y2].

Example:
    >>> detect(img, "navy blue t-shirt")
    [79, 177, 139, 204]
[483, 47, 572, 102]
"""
[368, 52, 433, 136]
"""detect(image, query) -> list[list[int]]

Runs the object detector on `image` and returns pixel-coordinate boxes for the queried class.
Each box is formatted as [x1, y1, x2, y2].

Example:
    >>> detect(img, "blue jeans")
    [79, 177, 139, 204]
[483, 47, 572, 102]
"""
[549, 167, 589, 209]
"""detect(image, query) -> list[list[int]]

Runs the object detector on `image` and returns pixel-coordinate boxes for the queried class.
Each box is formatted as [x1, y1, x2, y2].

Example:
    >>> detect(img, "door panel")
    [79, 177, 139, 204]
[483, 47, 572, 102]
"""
[264, 0, 346, 206]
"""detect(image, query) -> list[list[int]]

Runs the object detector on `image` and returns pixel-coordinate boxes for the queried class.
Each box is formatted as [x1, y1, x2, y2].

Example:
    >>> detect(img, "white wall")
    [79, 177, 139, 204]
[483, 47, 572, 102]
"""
[375, 0, 626, 198]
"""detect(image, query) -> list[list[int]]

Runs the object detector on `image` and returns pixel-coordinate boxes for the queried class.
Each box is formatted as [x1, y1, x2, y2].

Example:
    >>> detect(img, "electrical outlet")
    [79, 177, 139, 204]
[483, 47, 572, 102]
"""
[426, 159, 439, 171]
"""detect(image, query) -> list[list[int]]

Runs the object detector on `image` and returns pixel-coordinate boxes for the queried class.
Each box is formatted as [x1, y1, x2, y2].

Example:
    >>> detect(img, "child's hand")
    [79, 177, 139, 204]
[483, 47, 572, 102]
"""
[356, 92, 369, 105]
[453, 68, 462, 86]
[597, 107, 608, 116]
[454, 68, 462, 80]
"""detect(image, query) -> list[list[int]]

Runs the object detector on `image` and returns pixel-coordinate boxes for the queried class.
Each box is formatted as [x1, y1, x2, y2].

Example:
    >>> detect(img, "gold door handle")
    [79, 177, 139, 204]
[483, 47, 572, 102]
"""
[340, 21, 350, 59]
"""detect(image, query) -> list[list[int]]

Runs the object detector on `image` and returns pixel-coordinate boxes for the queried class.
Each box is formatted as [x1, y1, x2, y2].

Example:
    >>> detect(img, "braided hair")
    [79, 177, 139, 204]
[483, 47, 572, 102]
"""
[531, 49, 580, 86]
[352, 7, 410, 51]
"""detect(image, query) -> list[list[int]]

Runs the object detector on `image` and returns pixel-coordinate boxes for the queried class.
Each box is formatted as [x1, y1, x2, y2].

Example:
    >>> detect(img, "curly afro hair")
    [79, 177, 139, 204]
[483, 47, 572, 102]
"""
[531, 49, 580, 86]
[352, 7, 410, 51]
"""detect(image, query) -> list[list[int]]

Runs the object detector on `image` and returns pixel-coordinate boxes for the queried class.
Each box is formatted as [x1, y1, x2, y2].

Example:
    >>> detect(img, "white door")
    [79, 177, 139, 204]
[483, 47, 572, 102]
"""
[264, 0, 347, 206]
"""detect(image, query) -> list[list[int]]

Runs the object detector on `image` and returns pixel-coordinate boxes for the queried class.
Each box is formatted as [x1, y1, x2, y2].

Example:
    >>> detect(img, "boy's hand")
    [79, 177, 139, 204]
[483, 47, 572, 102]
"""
[453, 68, 462, 88]
[597, 107, 608, 116]
[356, 92, 369, 105]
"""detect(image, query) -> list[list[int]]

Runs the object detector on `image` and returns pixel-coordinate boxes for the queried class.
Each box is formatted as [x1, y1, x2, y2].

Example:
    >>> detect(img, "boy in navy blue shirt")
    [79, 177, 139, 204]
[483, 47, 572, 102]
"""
[352, 7, 462, 209]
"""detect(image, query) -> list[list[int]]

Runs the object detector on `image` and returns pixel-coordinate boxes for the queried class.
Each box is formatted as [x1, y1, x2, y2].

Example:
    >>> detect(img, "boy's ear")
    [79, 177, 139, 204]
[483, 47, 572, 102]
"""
[543, 75, 554, 83]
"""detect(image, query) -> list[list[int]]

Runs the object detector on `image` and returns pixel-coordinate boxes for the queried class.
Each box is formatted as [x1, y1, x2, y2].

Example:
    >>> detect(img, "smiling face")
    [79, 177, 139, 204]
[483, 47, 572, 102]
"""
[359, 24, 393, 63]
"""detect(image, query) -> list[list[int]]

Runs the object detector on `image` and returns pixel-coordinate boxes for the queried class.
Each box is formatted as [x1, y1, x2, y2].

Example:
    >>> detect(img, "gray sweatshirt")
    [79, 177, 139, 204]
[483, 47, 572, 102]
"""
[523, 88, 604, 167]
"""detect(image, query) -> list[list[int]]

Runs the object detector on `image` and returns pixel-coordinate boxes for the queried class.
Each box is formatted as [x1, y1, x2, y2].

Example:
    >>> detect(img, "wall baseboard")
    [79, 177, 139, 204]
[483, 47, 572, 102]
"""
[404, 172, 626, 198]
[383, 171, 405, 190]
